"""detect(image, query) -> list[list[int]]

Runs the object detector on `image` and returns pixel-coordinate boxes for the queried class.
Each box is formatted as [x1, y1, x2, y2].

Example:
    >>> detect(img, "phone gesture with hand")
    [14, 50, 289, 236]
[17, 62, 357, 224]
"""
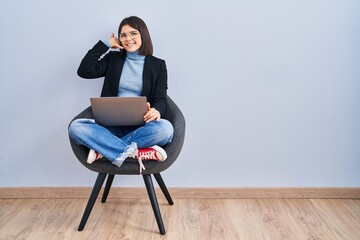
[109, 33, 123, 49]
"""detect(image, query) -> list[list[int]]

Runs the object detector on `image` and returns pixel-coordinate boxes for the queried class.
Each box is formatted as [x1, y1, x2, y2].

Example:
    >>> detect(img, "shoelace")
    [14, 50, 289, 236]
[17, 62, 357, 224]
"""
[137, 156, 146, 174]
[137, 150, 157, 174]
[123, 143, 147, 174]
[139, 150, 157, 160]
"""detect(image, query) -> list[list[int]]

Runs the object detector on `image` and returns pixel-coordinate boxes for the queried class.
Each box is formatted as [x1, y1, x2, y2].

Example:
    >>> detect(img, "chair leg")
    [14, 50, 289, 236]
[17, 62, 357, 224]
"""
[78, 172, 107, 231]
[101, 174, 115, 203]
[143, 174, 166, 235]
[153, 173, 174, 205]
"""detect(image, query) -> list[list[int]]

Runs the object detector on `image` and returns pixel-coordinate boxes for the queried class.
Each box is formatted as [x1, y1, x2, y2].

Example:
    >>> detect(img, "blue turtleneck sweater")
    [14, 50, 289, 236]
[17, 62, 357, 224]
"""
[118, 50, 145, 97]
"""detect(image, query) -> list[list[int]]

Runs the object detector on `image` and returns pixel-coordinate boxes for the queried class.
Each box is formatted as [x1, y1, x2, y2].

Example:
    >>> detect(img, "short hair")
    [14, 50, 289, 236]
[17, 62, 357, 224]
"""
[118, 16, 153, 56]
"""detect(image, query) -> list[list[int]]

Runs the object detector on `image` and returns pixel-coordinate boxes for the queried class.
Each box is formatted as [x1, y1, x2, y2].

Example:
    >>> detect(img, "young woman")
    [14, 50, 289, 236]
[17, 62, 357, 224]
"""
[69, 16, 173, 173]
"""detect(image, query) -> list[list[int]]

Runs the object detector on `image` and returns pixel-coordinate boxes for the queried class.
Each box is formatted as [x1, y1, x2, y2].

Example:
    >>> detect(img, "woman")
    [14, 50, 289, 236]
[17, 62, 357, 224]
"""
[69, 16, 174, 173]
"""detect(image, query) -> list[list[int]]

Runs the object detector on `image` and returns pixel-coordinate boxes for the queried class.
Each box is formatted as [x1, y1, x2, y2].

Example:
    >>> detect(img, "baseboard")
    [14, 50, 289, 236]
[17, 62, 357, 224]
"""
[1, 187, 359, 199]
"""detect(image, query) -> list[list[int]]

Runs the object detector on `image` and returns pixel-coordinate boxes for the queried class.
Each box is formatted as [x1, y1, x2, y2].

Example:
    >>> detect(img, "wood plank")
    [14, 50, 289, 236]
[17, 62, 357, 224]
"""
[1, 199, 360, 239]
[1, 187, 359, 199]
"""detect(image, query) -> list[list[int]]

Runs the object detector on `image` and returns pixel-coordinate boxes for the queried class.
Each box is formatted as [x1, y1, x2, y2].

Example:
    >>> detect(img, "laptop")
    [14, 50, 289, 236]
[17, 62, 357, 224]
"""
[90, 97, 148, 126]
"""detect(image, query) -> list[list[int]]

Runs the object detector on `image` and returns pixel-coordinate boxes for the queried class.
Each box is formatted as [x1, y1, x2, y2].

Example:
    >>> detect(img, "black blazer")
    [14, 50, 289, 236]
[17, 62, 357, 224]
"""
[77, 41, 168, 116]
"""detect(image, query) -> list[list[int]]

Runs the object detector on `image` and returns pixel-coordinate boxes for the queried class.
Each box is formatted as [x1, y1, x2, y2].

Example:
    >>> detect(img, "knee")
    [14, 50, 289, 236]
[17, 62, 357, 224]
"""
[158, 119, 174, 143]
[68, 119, 81, 140]
[68, 118, 94, 141]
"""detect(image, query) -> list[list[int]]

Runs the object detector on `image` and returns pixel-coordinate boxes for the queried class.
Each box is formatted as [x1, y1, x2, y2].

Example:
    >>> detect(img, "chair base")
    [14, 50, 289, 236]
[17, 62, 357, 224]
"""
[78, 172, 172, 235]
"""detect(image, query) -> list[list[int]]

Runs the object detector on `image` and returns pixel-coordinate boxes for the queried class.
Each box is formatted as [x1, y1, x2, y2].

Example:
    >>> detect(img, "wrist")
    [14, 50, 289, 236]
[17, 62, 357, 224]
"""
[101, 38, 111, 48]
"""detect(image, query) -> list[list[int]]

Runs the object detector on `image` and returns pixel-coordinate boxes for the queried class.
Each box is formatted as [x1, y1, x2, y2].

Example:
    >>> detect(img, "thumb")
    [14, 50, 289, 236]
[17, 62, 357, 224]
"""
[147, 102, 151, 110]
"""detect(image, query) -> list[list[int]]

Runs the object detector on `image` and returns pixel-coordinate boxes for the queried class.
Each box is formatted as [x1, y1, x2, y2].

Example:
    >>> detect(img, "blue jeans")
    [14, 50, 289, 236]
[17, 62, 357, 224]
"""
[69, 118, 174, 166]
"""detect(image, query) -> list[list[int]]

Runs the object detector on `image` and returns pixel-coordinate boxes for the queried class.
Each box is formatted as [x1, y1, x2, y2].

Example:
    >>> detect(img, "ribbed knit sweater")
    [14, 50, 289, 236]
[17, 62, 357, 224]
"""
[118, 50, 145, 97]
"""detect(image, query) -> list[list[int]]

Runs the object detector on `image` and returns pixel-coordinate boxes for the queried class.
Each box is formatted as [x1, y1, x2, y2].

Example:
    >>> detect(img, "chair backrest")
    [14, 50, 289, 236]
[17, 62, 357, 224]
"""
[69, 95, 186, 175]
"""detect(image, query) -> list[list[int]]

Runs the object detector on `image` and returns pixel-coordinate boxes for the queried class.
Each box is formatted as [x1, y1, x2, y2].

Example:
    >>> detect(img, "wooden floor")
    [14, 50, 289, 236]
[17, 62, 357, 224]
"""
[1, 197, 360, 240]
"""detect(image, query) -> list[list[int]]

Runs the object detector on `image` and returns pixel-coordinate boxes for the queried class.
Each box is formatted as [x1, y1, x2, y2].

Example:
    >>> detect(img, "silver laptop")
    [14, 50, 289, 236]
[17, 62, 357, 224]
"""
[90, 97, 147, 126]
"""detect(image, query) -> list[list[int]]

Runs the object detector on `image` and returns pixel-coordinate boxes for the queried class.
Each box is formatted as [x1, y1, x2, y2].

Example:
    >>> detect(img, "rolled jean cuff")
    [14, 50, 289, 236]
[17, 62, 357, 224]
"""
[112, 142, 138, 167]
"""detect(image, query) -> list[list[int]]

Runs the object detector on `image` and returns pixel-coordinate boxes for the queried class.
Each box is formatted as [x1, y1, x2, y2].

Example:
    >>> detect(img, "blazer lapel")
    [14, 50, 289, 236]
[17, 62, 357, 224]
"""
[142, 56, 152, 97]
[112, 55, 125, 96]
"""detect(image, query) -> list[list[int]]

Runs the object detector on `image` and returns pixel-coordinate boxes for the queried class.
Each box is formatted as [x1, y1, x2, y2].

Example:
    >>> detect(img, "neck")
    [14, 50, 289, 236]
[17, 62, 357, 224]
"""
[126, 50, 145, 60]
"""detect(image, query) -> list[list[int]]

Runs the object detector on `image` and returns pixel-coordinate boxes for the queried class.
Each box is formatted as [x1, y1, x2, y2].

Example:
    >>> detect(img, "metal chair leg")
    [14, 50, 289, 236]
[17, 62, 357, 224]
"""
[153, 173, 174, 205]
[78, 172, 107, 231]
[101, 174, 115, 203]
[143, 174, 166, 235]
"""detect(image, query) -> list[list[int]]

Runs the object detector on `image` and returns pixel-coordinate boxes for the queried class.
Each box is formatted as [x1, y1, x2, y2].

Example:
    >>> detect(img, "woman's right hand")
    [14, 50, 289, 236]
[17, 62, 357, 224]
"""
[109, 33, 123, 49]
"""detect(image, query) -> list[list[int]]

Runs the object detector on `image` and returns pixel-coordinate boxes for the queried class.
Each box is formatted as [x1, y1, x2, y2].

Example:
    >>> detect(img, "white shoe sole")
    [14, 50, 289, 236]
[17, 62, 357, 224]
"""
[87, 149, 103, 164]
[87, 149, 96, 164]
[151, 146, 167, 161]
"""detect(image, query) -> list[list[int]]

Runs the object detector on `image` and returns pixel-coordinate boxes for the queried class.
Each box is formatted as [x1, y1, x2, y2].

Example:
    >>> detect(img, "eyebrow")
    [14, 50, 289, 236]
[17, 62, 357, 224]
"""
[120, 30, 139, 35]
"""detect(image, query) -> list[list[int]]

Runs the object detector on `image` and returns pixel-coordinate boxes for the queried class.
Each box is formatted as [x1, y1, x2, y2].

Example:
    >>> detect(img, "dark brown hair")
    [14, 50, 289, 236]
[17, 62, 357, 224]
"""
[118, 16, 153, 56]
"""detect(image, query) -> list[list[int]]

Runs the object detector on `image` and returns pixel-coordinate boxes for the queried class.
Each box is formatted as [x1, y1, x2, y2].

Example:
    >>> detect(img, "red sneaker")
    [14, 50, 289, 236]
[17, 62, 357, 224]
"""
[87, 149, 103, 164]
[137, 146, 167, 161]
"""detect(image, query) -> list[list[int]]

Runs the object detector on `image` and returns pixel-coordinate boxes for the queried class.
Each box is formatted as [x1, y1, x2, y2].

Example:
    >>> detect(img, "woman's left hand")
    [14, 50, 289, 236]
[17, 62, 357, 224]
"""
[144, 102, 160, 123]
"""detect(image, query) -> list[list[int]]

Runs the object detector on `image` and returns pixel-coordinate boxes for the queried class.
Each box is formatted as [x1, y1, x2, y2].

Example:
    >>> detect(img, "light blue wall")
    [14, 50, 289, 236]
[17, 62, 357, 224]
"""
[1, 0, 359, 187]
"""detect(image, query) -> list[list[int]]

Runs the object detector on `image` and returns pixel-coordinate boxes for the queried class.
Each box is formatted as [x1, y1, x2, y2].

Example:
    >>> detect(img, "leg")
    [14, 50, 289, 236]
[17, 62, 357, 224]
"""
[154, 173, 174, 205]
[69, 119, 132, 161]
[122, 119, 174, 148]
[143, 174, 166, 235]
[101, 174, 115, 203]
[78, 173, 107, 231]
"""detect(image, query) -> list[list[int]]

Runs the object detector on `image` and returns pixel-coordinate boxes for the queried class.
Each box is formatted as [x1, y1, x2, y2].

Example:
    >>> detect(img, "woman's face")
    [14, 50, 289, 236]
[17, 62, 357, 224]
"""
[119, 25, 142, 53]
